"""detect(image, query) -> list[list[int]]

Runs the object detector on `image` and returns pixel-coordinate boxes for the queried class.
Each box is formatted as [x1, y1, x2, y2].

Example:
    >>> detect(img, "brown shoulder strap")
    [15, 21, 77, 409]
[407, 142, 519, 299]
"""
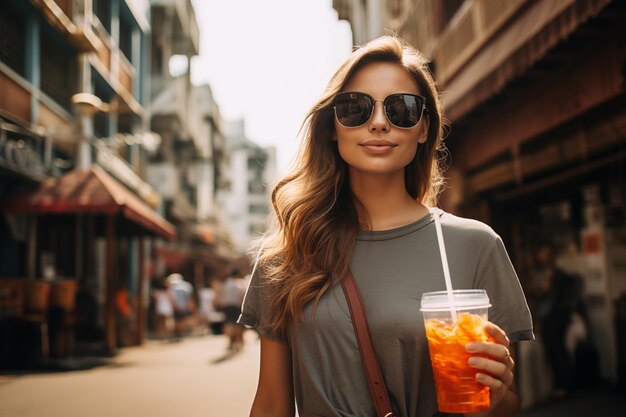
[341, 269, 396, 417]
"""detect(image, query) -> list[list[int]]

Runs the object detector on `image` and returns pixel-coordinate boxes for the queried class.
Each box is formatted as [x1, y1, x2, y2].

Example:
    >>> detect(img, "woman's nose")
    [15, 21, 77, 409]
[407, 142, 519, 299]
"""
[368, 101, 390, 132]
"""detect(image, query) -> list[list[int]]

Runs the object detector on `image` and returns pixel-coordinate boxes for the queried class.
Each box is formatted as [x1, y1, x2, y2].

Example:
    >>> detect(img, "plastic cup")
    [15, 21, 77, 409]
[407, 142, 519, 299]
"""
[420, 289, 492, 414]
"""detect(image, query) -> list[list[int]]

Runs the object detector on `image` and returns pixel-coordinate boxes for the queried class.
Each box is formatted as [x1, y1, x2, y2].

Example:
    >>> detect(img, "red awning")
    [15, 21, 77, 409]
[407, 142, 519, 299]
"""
[1, 165, 175, 239]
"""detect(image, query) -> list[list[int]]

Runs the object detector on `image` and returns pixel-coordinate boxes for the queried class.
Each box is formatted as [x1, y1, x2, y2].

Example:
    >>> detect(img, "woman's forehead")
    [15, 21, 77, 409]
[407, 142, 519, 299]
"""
[342, 61, 420, 96]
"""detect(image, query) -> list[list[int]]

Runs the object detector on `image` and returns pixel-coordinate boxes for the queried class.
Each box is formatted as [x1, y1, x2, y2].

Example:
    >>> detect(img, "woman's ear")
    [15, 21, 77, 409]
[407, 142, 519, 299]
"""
[417, 117, 429, 144]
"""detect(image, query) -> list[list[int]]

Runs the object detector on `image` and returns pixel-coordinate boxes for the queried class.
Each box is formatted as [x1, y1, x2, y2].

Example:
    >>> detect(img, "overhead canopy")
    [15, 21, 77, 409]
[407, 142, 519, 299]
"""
[1, 165, 175, 239]
[442, 0, 611, 123]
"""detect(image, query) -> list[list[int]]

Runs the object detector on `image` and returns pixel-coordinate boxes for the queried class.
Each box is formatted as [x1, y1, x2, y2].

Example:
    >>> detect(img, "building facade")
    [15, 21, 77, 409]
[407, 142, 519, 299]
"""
[335, 0, 626, 396]
[147, 0, 237, 293]
[0, 0, 175, 362]
[219, 120, 276, 253]
[333, 0, 385, 45]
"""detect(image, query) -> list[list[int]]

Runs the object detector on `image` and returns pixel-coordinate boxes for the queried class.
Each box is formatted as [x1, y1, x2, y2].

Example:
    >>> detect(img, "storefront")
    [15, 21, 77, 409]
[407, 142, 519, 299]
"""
[0, 112, 57, 366]
[0, 165, 175, 361]
[435, 0, 626, 401]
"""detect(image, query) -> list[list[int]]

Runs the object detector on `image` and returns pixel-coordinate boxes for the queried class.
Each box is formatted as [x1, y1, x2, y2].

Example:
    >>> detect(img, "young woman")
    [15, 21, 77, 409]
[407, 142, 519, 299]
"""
[240, 36, 534, 417]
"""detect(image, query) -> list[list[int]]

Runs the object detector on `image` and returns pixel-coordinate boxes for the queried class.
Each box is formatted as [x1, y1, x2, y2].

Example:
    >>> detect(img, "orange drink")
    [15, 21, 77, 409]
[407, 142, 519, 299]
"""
[421, 290, 491, 413]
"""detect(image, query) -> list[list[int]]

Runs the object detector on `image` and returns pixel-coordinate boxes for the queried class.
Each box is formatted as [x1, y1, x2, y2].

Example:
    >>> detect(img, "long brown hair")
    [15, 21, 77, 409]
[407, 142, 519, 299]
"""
[257, 36, 445, 338]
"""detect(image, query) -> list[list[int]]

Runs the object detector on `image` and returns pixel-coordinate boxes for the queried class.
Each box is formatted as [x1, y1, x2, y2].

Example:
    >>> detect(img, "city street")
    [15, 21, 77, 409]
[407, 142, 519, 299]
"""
[0, 333, 260, 417]
[2, 330, 626, 417]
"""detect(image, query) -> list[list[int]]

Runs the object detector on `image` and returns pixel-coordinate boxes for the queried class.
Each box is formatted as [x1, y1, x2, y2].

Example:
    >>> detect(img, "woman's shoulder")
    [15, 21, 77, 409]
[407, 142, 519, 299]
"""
[437, 209, 500, 246]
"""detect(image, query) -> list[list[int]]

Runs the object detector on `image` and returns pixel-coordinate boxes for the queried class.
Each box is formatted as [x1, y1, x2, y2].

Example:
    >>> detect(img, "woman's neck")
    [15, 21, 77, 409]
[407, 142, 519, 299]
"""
[349, 170, 429, 231]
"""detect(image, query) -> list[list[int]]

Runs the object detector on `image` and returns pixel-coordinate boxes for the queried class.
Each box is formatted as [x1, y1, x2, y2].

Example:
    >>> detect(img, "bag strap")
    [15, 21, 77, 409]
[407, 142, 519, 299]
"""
[341, 269, 396, 417]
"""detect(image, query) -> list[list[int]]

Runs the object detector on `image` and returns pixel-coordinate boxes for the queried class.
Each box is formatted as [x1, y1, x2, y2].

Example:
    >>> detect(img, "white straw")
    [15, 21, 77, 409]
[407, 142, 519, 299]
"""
[432, 208, 458, 322]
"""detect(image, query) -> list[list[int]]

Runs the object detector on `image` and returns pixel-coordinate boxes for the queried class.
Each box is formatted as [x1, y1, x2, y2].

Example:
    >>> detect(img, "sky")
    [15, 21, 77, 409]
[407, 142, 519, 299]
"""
[188, 0, 353, 175]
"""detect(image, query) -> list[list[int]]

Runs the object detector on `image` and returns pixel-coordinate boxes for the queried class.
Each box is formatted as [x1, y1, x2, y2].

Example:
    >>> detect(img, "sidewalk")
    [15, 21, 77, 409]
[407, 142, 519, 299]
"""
[0, 332, 260, 417]
[519, 387, 626, 417]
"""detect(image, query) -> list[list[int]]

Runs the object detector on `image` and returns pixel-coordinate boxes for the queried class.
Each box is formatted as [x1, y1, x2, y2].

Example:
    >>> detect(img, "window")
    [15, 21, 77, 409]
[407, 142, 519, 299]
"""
[92, 75, 114, 138]
[248, 156, 267, 169]
[119, 16, 132, 62]
[248, 180, 266, 194]
[0, 6, 26, 76]
[249, 204, 268, 215]
[151, 39, 163, 75]
[93, 112, 109, 139]
[93, 0, 110, 32]
[40, 28, 75, 111]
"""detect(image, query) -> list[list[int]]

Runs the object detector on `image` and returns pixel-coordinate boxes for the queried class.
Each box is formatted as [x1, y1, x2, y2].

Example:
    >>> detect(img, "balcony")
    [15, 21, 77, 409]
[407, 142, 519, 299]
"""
[151, 76, 189, 134]
[29, 0, 101, 52]
[90, 21, 142, 116]
[151, 0, 200, 56]
[52, 0, 71, 16]
[0, 73, 31, 123]
[118, 55, 134, 97]
[96, 37, 112, 73]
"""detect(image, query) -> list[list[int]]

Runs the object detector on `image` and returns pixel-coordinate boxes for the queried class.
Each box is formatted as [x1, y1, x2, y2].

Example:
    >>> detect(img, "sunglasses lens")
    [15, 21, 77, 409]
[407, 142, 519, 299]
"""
[385, 94, 423, 128]
[335, 93, 373, 127]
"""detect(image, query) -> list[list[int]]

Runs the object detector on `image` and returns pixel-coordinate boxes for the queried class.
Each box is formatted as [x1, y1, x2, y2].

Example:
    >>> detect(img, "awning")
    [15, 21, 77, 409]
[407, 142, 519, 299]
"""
[442, 0, 611, 122]
[1, 165, 175, 239]
[156, 244, 232, 271]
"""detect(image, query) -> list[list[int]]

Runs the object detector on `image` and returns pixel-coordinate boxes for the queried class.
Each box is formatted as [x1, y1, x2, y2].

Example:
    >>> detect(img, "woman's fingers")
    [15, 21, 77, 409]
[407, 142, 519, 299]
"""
[466, 341, 512, 366]
[475, 372, 506, 392]
[468, 356, 513, 385]
[465, 321, 516, 388]
[484, 321, 510, 348]
[464, 322, 518, 410]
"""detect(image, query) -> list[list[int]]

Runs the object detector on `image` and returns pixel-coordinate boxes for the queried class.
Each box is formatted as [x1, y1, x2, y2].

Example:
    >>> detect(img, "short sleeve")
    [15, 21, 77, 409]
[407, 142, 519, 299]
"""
[476, 236, 535, 343]
[238, 266, 286, 342]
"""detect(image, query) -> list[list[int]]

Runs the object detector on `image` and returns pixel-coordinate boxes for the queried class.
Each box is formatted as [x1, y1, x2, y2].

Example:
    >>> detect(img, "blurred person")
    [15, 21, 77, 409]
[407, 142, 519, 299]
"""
[217, 268, 246, 351]
[167, 273, 193, 340]
[198, 281, 224, 334]
[240, 36, 533, 417]
[152, 279, 174, 339]
[532, 243, 591, 396]
[115, 281, 135, 346]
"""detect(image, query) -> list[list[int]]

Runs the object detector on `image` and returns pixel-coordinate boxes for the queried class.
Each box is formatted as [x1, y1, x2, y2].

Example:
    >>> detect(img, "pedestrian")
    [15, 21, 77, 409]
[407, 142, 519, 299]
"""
[166, 273, 193, 340]
[531, 243, 592, 396]
[152, 278, 174, 339]
[217, 268, 246, 351]
[198, 281, 222, 334]
[114, 281, 135, 346]
[239, 36, 534, 417]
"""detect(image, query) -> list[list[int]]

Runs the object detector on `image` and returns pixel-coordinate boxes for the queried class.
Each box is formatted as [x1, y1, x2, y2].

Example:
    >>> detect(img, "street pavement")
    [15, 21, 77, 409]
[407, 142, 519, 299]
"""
[518, 387, 626, 417]
[0, 332, 260, 417]
[519, 387, 626, 417]
[1, 331, 625, 417]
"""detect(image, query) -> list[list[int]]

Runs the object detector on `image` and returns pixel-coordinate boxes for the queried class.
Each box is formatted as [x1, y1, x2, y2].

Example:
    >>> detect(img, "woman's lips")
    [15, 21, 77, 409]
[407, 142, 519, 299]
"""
[360, 140, 397, 154]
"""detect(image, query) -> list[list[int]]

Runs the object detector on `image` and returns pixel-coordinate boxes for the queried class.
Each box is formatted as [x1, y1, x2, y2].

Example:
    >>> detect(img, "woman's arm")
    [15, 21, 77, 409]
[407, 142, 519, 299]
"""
[250, 336, 295, 417]
[465, 323, 521, 417]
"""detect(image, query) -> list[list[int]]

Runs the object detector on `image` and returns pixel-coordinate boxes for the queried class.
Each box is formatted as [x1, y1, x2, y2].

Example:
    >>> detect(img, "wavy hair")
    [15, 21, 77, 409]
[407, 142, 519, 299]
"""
[257, 36, 446, 338]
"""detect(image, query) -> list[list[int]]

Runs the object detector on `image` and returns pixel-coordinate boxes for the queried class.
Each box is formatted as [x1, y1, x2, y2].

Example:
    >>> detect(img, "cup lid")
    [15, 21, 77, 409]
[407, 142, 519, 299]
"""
[420, 289, 491, 311]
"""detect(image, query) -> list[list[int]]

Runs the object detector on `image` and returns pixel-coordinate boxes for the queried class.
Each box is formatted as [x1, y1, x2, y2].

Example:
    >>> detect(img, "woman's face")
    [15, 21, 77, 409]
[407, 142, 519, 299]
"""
[334, 61, 429, 178]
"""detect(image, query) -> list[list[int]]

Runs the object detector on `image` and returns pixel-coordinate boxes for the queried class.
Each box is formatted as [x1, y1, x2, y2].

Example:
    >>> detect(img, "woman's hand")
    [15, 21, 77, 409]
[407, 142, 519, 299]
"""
[464, 322, 519, 417]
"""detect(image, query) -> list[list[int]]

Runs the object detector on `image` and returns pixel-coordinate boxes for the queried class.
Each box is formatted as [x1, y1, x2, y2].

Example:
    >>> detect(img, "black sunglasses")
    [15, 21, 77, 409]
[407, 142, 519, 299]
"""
[334, 92, 427, 129]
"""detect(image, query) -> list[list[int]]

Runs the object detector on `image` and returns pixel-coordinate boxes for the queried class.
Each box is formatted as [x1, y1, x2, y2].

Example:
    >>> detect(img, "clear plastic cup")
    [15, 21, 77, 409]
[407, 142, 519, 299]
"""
[421, 289, 492, 414]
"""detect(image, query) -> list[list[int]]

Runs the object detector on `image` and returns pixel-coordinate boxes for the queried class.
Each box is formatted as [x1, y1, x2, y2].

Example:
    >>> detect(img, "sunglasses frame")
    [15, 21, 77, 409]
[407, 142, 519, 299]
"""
[333, 91, 428, 129]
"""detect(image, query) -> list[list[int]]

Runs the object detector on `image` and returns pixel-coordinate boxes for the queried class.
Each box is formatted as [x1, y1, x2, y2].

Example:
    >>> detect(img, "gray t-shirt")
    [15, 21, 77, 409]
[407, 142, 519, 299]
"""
[240, 209, 534, 417]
